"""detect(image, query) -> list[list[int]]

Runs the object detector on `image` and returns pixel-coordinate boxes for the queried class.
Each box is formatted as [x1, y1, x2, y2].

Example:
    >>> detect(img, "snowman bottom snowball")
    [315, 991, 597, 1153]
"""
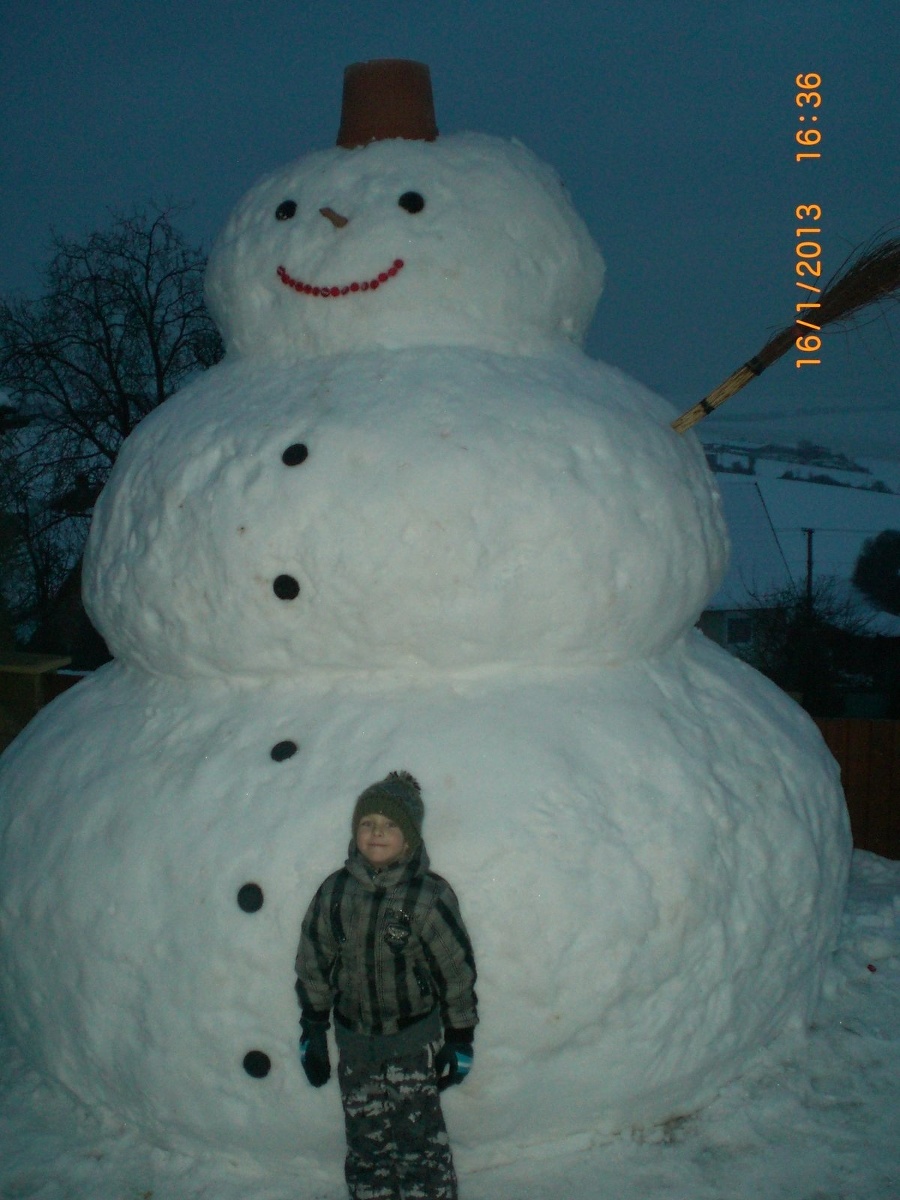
[0, 637, 850, 1166]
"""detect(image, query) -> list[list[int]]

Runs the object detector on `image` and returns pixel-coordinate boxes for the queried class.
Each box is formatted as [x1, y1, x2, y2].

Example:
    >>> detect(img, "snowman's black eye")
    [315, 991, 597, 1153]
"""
[275, 200, 297, 221]
[398, 192, 425, 214]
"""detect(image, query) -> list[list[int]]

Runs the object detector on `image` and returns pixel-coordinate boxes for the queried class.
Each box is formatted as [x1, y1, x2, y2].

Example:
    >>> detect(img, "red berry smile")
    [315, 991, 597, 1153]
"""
[277, 258, 405, 298]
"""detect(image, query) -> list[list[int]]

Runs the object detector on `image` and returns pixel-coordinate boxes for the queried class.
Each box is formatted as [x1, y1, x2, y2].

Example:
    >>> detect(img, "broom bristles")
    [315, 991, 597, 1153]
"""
[672, 227, 900, 434]
[817, 230, 900, 326]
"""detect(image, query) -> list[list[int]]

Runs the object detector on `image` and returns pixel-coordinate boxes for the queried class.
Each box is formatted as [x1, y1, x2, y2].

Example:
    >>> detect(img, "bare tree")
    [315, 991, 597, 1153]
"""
[0, 208, 223, 655]
[852, 530, 900, 616]
[737, 578, 873, 716]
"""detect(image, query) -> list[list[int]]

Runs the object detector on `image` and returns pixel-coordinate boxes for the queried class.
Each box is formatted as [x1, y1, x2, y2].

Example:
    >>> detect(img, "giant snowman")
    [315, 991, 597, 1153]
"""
[0, 61, 849, 1171]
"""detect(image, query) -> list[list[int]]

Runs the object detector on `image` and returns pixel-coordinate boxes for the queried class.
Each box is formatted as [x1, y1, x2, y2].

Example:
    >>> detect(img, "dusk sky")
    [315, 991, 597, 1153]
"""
[2, 1, 897, 454]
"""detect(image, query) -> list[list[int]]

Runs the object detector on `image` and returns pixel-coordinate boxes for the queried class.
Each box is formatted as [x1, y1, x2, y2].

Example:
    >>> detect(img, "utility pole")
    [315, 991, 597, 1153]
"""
[802, 527, 815, 614]
[800, 527, 816, 712]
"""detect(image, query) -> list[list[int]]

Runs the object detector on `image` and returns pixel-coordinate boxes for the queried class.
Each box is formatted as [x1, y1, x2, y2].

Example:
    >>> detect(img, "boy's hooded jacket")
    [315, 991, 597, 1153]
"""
[295, 842, 478, 1041]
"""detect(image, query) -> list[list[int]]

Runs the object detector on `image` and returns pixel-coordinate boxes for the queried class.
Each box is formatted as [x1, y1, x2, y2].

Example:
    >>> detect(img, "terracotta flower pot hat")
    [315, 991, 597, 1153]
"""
[336, 59, 438, 148]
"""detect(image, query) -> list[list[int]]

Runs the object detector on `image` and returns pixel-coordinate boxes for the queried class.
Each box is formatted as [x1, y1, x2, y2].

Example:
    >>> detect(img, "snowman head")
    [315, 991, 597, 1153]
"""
[205, 61, 605, 359]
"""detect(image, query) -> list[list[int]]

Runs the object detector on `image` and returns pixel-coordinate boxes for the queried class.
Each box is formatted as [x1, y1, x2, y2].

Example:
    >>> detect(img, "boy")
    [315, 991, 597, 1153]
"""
[295, 770, 478, 1200]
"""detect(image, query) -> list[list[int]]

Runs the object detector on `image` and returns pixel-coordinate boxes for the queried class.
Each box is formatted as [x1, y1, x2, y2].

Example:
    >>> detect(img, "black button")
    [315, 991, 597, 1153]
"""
[398, 191, 425, 213]
[271, 740, 298, 762]
[237, 883, 264, 912]
[282, 443, 309, 466]
[273, 575, 300, 600]
[243, 1050, 271, 1078]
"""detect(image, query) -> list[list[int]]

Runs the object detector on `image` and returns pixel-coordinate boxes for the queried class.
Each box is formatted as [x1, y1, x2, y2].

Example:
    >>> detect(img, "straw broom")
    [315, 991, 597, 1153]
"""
[671, 230, 900, 434]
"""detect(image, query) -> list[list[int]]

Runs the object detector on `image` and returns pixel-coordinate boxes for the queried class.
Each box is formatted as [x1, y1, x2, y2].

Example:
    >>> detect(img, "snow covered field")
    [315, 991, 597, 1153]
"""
[1, 849, 896, 1200]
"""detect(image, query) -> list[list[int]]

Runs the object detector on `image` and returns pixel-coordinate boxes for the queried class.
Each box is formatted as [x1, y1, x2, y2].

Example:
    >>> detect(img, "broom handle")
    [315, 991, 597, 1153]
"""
[670, 364, 758, 434]
[671, 324, 799, 434]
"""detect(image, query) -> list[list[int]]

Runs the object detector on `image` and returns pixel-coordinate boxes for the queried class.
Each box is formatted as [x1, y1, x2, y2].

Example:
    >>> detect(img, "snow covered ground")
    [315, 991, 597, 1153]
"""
[1, 850, 896, 1200]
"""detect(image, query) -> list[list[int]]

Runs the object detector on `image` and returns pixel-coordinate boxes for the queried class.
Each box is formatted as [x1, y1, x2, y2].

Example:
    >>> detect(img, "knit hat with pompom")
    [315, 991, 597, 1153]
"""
[352, 771, 424, 853]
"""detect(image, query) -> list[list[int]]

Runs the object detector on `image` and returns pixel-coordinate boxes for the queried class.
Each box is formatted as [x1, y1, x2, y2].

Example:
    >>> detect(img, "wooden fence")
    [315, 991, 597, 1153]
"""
[815, 718, 900, 860]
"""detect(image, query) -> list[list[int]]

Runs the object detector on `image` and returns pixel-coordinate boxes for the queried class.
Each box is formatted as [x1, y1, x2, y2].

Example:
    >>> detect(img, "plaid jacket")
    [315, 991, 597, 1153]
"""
[295, 843, 478, 1038]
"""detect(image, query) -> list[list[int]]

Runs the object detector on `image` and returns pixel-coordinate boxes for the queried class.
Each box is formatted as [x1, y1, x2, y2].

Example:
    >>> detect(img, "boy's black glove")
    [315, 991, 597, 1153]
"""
[299, 1013, 331, 1088]
[435, 1027, 474, 1091]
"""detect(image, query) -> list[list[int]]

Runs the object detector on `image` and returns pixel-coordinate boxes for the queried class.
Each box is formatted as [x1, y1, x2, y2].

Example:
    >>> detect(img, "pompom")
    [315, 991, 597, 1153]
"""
[388, 769, 420, 792]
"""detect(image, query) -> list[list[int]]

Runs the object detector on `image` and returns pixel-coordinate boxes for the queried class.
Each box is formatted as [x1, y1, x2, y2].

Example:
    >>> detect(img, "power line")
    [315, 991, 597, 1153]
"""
[753, 482, 795, 582]
[773, 526, 894, 534]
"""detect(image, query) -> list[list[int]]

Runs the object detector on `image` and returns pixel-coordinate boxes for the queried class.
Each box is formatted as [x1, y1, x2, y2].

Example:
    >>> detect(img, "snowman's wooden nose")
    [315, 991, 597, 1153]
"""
[319, 207, 349, 228]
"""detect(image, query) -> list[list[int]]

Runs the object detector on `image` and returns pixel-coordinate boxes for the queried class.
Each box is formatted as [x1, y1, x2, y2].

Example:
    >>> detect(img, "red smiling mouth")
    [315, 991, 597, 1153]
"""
[276, 258, 405, 298]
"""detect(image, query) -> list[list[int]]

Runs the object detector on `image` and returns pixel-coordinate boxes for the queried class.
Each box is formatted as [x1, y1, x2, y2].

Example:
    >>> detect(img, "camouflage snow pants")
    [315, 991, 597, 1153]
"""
[338, 1041, 458, 1200]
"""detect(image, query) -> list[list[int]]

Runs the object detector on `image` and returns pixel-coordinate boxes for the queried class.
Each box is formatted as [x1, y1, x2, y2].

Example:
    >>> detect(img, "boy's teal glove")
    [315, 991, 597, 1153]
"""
[435, 1028, 474, 1091]
[299, 1014, 331, 1088]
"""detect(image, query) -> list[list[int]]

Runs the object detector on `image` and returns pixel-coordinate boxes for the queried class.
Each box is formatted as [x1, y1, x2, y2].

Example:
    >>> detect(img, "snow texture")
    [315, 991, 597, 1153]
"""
[1, 851, 896, 1199]
[0, 125, 851, 1170]
[0, 638, 849, 1165]
[83, 347, 726, 675]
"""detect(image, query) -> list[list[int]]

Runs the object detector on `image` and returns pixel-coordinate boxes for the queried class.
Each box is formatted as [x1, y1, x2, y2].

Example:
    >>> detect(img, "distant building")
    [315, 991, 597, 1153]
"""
[701, 465, 900, 650]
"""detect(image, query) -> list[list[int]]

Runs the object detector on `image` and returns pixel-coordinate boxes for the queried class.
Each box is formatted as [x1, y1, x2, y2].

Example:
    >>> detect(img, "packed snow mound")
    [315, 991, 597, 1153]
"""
[83, 346, 726, 677]
[0, 634, 850, 1165]
[205, 133, 605, 359]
